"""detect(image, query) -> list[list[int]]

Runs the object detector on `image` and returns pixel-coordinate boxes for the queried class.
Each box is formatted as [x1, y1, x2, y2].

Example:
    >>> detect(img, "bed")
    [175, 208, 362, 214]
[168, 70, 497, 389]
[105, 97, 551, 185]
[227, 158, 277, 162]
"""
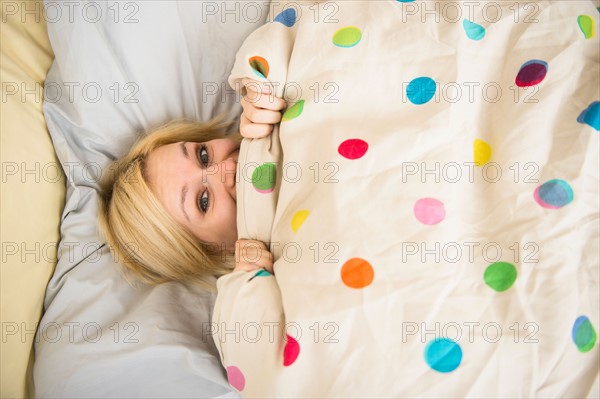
[2, 0, 598, 398]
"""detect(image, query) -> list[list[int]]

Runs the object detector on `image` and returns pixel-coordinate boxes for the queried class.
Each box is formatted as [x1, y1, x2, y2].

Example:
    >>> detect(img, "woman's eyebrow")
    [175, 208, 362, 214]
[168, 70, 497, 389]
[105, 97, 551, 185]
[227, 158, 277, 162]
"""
[180, 142, 190, 222]
[180, 141, 189, 159]
[180, 185, 190, 222]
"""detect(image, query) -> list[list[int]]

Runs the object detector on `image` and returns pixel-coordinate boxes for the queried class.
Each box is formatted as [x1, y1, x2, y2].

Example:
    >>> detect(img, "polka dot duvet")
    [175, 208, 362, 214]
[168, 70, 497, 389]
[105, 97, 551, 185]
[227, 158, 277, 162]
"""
[212, 1, 599, 397]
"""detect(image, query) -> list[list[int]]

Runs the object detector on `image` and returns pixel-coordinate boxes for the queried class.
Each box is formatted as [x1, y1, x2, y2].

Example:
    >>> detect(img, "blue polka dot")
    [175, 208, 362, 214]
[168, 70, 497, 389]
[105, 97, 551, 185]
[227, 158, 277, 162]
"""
[534, 179, 574, 209]
[463, 19, 486, 40]
[274, 8, 296, 27]
[577, 101, 600, 131]
[397, 0, 415, 2]
[425, 338, 462, 373]
[407, 77, 437, 105]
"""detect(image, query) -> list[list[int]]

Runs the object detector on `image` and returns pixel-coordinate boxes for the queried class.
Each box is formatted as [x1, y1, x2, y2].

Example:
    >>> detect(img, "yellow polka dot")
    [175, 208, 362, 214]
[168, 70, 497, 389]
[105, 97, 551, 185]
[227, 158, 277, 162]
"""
[474, 139, 492, 166]
[291, 210, 309, 233]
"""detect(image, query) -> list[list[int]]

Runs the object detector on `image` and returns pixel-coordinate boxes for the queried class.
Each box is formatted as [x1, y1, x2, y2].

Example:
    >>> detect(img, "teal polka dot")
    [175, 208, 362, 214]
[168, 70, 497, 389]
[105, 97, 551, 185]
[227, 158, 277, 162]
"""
[407, 77, 436, 105]
[577, 101, 599, 131]
[254, 269, 272, 277]
[424, 338, 462, 373]
[463, 19, 486, 40]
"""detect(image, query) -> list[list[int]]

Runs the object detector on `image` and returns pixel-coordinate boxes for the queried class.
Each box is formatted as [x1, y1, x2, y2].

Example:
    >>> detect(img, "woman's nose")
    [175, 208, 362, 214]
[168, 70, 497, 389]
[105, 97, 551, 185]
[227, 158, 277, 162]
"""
[222, 157, 237, 191]
[204, 157, 237, 198]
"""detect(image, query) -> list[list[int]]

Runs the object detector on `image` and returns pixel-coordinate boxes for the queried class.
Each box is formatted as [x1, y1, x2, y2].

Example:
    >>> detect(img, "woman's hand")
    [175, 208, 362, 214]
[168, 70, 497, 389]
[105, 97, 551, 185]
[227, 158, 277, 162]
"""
[240, 78, 287, 139]
[234, 239, 274, 274]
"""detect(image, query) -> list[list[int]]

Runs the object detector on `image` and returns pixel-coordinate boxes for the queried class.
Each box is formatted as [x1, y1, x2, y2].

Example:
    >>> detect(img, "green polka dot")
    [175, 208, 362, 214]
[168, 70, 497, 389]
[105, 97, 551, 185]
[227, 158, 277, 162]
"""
[484, 262, 517, 292]
[573, 316, 597, 352]
[577, 15, 595, 39]
[332, 26, 362, 47]
[282, 100, 304, 121]
[252, 163, 277, 193]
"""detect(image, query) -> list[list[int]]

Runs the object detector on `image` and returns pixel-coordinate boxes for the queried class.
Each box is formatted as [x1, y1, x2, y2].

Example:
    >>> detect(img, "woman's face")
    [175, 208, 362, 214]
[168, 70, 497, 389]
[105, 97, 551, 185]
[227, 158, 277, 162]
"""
[145, 139, 240, 252]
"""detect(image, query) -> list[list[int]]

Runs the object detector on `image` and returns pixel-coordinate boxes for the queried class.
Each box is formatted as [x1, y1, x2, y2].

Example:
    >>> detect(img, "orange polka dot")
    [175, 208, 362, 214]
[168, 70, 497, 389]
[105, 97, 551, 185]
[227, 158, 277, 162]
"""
[248, 56, 269, 78]
[341, 258, 374, 289]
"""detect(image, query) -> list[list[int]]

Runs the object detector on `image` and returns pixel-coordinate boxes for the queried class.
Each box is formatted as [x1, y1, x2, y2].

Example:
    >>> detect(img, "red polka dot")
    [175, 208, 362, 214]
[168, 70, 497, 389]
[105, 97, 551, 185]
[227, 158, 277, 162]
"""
[283, 334, 300, 366]
[338, 139, 368, 160]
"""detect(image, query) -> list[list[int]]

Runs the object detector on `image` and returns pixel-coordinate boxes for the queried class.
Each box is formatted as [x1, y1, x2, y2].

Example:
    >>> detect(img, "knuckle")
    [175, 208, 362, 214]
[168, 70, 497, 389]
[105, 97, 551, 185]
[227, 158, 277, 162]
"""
[246, 108, 258, 122]
[256, 126, 269, 137]
[255, 95, 270, 108]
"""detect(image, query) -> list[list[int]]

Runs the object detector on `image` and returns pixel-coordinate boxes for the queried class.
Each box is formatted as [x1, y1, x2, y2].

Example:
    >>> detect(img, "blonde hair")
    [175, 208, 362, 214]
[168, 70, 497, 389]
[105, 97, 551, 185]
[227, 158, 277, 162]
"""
[98, 116, 242, 289]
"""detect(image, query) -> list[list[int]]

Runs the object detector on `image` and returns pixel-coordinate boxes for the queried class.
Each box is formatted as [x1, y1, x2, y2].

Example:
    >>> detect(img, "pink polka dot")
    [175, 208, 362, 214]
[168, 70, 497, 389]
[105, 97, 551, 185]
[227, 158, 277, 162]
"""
[226, 365, 245, 391]
[414, 198, 445, 225]
[283, 334, 300, 366]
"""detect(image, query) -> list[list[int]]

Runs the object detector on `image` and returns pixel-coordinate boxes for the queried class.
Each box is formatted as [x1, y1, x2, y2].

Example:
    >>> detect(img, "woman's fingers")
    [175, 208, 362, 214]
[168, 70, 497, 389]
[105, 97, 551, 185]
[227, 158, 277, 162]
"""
[241, 99, 283, 124]
[239, 78, 286, 139]
[239, 91, 285, 138]
[234, 239, 274, 274]
[243, 90, 287, 112]
[240, 78, 286, 114]
[241, 77, 272, 95]
[240, 114, 274, 139]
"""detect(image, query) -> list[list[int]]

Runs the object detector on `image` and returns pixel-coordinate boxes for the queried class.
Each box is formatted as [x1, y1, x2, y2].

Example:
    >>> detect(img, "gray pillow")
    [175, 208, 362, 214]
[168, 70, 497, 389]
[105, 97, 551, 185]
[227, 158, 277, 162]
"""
[34, 1, 268, 397]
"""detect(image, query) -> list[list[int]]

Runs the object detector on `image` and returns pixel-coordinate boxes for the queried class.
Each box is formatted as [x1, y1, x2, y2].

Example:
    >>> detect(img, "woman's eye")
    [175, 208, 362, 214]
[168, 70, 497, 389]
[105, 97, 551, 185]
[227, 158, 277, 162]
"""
[199, 145, 209, 166]
[198, 191, 209, 213]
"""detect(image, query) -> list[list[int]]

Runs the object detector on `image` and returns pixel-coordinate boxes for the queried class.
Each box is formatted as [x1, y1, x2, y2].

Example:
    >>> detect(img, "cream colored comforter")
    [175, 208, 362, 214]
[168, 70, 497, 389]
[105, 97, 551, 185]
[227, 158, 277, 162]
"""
[213, 1, 599, 397]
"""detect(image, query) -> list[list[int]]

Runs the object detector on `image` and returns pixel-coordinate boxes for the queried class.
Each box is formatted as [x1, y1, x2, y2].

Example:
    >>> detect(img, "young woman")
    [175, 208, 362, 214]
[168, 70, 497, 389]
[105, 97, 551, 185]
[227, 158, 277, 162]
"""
[98, 79, 286, 287]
